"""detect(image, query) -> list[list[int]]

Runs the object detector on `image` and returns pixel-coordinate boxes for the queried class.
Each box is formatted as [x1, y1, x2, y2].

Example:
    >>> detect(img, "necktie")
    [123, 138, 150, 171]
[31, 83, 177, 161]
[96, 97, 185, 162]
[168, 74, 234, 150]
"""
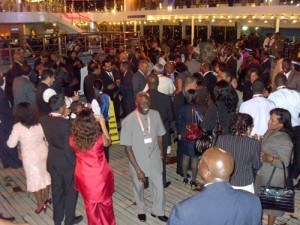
[108, 72, 114, 82]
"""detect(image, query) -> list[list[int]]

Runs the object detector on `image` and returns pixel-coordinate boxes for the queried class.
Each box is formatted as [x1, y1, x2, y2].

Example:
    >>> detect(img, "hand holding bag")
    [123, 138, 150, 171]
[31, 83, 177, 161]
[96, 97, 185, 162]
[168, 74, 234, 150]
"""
[195, 108, 223, 156]
[185, 106, 202, 141]
[259, 161, 295, 213]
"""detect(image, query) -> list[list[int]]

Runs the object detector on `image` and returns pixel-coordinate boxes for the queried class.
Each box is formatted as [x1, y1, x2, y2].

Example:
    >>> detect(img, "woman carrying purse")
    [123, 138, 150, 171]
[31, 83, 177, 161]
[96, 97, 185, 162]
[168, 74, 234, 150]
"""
[254, 108, 293, 225]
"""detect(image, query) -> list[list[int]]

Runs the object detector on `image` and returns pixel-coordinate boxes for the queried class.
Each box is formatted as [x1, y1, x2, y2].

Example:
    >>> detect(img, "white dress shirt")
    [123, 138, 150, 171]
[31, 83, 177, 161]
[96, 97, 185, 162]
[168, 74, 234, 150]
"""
[143, 74, 176, 96]
[239, 95, 275, 136]
[268, 87, 300, 127]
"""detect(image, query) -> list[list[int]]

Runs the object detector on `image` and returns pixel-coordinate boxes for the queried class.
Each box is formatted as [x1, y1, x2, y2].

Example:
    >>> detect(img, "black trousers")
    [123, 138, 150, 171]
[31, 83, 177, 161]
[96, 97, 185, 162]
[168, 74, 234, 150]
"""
[48, 165, 78, 225]
[162, 145, 168, 187]
[176, 140, 183, 175]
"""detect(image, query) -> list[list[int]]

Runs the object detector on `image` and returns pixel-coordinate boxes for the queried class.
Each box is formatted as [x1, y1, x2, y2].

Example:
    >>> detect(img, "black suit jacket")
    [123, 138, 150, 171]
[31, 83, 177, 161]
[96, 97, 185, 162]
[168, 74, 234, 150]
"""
[202, 72, 217, 98]
[261, 59, 271, 85]
[39, 116, 76, 172]
[36, 82, 52, 116]
[147, 89, 174, 146]
[173, 91, 185, 120]
[100, 70, 120, 99]
[83, 73, 101, 103]
[132, 70, 147, 98]
[120, 70, 135, 116]
[226, 56, 237, 77]
[4, 61, 23, 104]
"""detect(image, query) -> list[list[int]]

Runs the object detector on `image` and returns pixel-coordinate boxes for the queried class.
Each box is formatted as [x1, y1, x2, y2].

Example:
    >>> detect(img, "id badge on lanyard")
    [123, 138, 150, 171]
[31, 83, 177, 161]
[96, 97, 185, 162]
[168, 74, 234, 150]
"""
[135, 110, 152, 144]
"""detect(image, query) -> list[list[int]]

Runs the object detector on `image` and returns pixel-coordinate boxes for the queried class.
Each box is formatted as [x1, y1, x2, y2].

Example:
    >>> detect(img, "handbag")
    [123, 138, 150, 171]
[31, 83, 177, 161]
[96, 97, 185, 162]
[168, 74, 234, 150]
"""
[259, 161, 295, 213]
[185, 106, 202, 141]
[195, 108, 223, 156]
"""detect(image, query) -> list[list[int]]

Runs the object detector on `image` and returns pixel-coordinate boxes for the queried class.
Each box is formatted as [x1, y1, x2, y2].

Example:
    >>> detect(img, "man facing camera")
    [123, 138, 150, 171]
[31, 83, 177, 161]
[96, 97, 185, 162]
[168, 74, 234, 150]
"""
[168, 148, 262, 225]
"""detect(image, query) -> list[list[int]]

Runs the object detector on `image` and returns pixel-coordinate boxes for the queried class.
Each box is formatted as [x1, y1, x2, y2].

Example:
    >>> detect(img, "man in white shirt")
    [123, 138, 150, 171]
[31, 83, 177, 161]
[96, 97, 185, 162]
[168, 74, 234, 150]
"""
[239, 79, 275, 137]
[144, 64, 176, 96]
[268, 73, 300, 180]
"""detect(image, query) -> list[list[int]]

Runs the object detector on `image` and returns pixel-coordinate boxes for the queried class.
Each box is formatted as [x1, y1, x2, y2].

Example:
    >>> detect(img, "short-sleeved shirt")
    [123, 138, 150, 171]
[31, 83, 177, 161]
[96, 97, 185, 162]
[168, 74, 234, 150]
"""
[120, 109, 166, 176]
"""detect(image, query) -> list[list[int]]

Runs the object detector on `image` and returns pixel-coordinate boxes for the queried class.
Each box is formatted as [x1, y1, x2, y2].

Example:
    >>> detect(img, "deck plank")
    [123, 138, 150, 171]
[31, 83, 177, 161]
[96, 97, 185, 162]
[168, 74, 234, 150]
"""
[0, 144, 299, 225]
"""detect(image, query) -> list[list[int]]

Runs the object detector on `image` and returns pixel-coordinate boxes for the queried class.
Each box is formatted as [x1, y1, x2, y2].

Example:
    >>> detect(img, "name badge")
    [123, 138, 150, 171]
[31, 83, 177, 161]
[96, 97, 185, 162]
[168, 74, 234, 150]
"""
[144, 137, 152, 144]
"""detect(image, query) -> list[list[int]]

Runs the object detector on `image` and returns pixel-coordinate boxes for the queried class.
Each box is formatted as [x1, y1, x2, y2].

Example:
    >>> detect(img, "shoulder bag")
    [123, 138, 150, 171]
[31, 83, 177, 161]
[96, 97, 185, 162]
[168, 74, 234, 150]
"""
[185, 106, 202, 141]
[195, 107, 223, 156]
[259, 161, 295, 213]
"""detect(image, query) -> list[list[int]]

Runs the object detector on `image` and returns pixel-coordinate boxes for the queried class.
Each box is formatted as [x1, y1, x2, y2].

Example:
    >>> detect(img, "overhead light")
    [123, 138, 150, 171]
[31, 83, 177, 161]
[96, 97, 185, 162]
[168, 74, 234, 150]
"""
[242, 26, 248, 31]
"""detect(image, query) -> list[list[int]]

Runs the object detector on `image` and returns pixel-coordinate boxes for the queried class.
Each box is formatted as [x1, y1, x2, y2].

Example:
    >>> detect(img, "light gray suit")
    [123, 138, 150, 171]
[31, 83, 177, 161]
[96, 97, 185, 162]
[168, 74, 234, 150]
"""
[120, 109, 166, 216]
[13, 75, 36, 106]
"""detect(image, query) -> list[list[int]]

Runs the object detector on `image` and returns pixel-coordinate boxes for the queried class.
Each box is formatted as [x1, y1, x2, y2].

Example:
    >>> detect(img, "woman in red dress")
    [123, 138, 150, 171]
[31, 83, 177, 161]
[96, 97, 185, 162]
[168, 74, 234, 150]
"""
[69, 109, 116, 225]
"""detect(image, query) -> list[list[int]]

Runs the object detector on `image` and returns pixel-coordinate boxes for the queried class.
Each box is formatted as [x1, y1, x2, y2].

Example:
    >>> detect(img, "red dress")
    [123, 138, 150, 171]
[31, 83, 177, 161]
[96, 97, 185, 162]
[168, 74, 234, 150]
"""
[70, 135, 115, 225]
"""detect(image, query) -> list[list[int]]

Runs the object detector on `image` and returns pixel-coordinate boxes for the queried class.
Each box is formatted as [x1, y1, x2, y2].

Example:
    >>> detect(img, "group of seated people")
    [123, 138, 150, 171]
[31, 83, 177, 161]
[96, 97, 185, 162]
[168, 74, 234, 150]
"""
[0, 32, 299, 225]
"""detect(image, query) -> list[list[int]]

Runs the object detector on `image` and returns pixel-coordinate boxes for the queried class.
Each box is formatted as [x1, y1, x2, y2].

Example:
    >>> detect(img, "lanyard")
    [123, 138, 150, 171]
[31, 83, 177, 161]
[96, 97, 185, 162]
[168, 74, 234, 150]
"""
[135, 110, 150, 136]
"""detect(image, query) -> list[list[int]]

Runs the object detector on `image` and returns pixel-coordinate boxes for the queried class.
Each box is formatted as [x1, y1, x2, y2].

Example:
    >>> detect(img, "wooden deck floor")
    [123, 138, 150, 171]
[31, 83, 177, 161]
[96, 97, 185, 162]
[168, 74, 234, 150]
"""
[0, 144, 300, 225]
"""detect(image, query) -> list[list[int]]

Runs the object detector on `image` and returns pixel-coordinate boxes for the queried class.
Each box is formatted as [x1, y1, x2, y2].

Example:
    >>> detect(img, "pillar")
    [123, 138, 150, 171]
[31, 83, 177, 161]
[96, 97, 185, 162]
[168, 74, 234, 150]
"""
[159, 21, 163, 40]
[134, 22, 137, 35]
[140, 23, 144, 36]
[236, 21, 241, 39]
[207, 23, 212, 40]
[191, 17, 195, 44]
[124, 0, 127, 11]
[275, 18, 280, 33]
[181, 20, 186, 39]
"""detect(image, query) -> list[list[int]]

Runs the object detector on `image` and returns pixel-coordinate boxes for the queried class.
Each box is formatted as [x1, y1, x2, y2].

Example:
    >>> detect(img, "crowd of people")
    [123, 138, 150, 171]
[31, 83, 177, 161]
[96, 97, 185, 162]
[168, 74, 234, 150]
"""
[0, 30, 299, 225]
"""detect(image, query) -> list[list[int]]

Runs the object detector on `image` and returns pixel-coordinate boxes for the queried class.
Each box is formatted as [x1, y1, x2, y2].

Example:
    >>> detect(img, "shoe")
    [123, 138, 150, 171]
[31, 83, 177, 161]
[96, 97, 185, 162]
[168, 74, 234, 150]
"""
[190, 180, 197, 190]
[164, 181, 171, 188]
[151, 214, 169, 222]
[44, 198, 52, 205]
[35, 204, 47, 214]
[137, 214, 146, 222]
[177, 172, 191, 178]
[144, 177, 149, 189]
[73, 215, 83, 224]
[183, 178, 188, 187]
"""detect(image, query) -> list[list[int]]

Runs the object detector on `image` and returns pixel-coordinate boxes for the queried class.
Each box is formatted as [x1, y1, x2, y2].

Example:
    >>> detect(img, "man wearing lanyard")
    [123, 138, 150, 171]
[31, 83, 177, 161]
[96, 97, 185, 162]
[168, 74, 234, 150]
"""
[120, 92, 169, 223]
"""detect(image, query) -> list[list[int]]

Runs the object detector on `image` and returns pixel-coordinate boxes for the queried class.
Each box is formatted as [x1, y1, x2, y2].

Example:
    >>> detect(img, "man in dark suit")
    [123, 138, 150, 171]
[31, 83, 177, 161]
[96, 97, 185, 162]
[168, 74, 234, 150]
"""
[201, 62, 217, 98]
[83, 63, 101, 103]
[224, 46, 237, 77]
[87, 53, 101, 73]
[147, 74, 174, 188]
[168, 148, 262, 225]
[4, 51, 25, 105]
[100, 59, 121, 122]
[39, 95, 83, 225]
[0, 75, 22, 169]
[119, 61, 135, 118]
[13, 64, 36, 106]
[36, 69, 56, 116]
[261, 52, 271, 85]
[132, 60, 149, 98]
[281, 57, 300, 92]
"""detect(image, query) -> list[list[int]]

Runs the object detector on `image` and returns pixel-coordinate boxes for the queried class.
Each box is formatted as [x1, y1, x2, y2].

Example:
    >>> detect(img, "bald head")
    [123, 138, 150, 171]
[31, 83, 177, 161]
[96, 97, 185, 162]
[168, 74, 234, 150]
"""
[274, 73, 287, 87]
[147, 74, 159, 90]
[199, 148, 234, 184]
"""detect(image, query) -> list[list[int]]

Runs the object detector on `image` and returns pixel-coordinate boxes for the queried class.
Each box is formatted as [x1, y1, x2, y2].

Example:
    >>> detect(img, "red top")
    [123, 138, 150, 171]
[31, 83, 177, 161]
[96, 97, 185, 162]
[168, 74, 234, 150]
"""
[69, 135, 114, 203]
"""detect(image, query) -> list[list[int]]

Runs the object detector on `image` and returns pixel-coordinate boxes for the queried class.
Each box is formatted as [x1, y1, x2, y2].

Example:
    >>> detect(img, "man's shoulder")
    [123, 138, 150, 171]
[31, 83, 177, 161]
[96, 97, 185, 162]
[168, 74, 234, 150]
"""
[122, 111, 136, 123]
